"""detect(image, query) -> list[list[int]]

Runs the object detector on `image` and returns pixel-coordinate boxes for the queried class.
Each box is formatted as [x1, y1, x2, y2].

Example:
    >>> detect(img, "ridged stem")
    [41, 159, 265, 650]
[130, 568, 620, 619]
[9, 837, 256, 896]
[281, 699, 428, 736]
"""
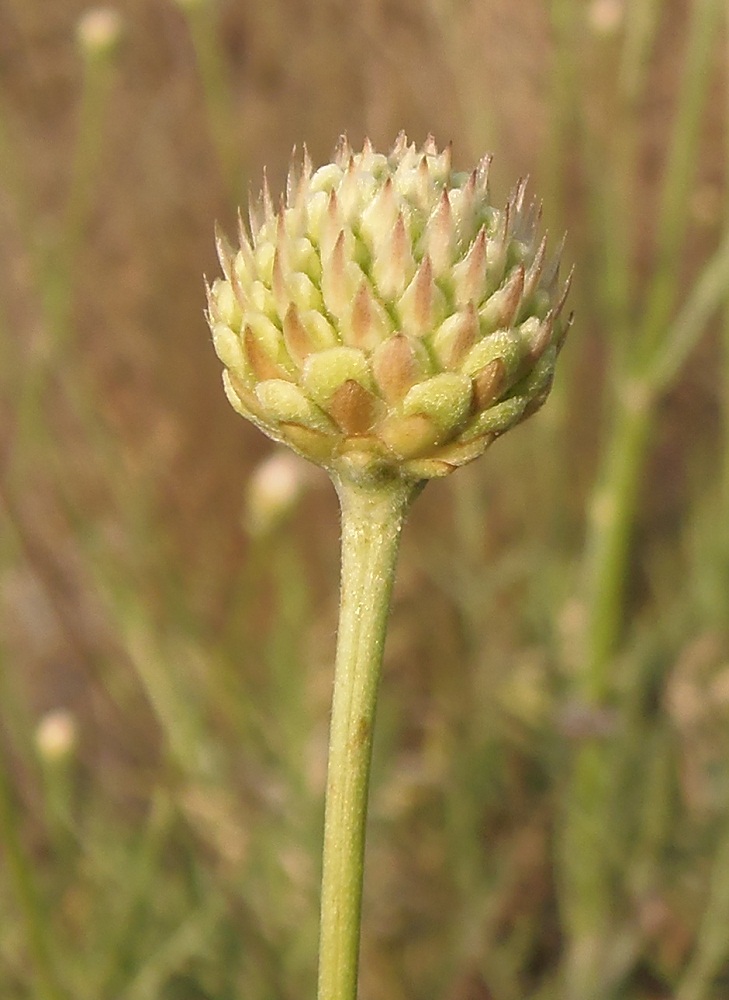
[316, 472, 418, 1000]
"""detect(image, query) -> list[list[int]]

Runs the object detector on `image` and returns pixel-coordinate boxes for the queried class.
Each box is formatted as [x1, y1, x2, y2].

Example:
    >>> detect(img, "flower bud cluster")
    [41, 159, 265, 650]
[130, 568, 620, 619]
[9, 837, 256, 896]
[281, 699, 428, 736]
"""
[208, 134, 571, 481]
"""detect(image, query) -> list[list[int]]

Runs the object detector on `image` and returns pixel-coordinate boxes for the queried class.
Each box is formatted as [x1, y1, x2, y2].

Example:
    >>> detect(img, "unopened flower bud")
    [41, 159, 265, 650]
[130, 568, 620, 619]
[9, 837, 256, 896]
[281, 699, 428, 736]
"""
[35, 709, 78, 763]
[76, 8, 123, 58]
[245, 452, 313, 536]
[207, 134, 572, 483]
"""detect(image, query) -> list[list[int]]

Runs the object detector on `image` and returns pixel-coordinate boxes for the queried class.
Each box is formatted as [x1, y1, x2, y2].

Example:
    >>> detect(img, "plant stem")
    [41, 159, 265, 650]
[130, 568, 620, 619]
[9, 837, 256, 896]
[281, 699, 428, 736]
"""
[317, 472, 418, 1000]
[0, 738, 68, 1000]
[581, 383, 653, 701]
[577, 0, 721, 703]
[180, 1, 242, 202]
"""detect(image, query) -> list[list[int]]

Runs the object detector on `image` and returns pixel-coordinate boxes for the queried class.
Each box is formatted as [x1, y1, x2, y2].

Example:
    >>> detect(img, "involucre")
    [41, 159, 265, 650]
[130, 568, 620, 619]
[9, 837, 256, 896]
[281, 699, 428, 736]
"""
[207, 134, 572, 482]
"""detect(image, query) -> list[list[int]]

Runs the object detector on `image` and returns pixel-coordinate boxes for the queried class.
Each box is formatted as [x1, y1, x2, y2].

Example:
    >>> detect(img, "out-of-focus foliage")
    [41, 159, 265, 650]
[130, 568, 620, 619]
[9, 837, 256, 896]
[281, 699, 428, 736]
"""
[1, 2, 728, 999]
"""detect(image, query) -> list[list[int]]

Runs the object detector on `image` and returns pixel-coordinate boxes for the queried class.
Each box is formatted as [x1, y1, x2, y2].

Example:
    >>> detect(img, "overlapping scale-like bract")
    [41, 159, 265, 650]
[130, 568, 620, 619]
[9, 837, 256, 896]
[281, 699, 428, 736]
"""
[207, 134, 572, 481]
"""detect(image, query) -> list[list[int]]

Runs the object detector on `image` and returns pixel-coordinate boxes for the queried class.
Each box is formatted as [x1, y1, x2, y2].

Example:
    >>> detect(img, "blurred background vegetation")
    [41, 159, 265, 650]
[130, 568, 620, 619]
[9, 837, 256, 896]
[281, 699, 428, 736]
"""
[1, 0, 729, 998]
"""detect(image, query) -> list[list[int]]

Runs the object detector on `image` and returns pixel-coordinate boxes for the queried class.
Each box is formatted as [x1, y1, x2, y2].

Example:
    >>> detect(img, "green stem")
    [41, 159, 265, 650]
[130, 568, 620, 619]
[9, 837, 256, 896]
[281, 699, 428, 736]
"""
[581, 219, 729, 702]
[637, 0, 723, 363]
[317, 473, 418, 1000]
[181, 2, 241, 201]
[581, 384, 653, 701]
[676, 820, 729, 1000]
[0, 738, 68, 1000]
[649, 228, 729, 394]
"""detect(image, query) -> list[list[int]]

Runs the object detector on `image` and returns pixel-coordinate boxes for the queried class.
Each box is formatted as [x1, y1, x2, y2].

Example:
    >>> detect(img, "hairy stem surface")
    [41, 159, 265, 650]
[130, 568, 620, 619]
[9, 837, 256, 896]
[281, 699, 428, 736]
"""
[317, 473, 418, 1000]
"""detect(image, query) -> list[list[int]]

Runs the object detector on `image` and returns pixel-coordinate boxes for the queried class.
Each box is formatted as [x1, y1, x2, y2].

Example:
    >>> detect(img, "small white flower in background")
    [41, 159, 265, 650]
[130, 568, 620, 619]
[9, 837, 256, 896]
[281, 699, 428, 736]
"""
[76, 8, 123, 57]
[35, 709, 78, 763]
[245, 451, 317, 537]
[587, 0, 624, 35]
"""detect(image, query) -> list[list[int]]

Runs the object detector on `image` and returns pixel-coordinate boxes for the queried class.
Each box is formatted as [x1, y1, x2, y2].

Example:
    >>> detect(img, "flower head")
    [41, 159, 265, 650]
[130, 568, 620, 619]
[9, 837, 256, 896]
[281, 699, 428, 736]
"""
[207, 134, 571, 482]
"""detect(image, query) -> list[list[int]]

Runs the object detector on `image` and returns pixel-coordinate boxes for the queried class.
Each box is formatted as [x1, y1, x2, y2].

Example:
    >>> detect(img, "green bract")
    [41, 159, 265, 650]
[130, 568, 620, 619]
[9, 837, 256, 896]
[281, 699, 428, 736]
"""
[207, 134, 571, 481]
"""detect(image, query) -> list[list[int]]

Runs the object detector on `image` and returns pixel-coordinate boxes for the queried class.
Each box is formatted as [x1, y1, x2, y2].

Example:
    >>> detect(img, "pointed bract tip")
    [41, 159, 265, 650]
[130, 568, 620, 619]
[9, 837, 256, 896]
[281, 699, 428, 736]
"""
[214, 222, 234, 280]
[424, 133, 438, 155]
[393, 130, 409, 156]
[335, 133, 352, 165]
